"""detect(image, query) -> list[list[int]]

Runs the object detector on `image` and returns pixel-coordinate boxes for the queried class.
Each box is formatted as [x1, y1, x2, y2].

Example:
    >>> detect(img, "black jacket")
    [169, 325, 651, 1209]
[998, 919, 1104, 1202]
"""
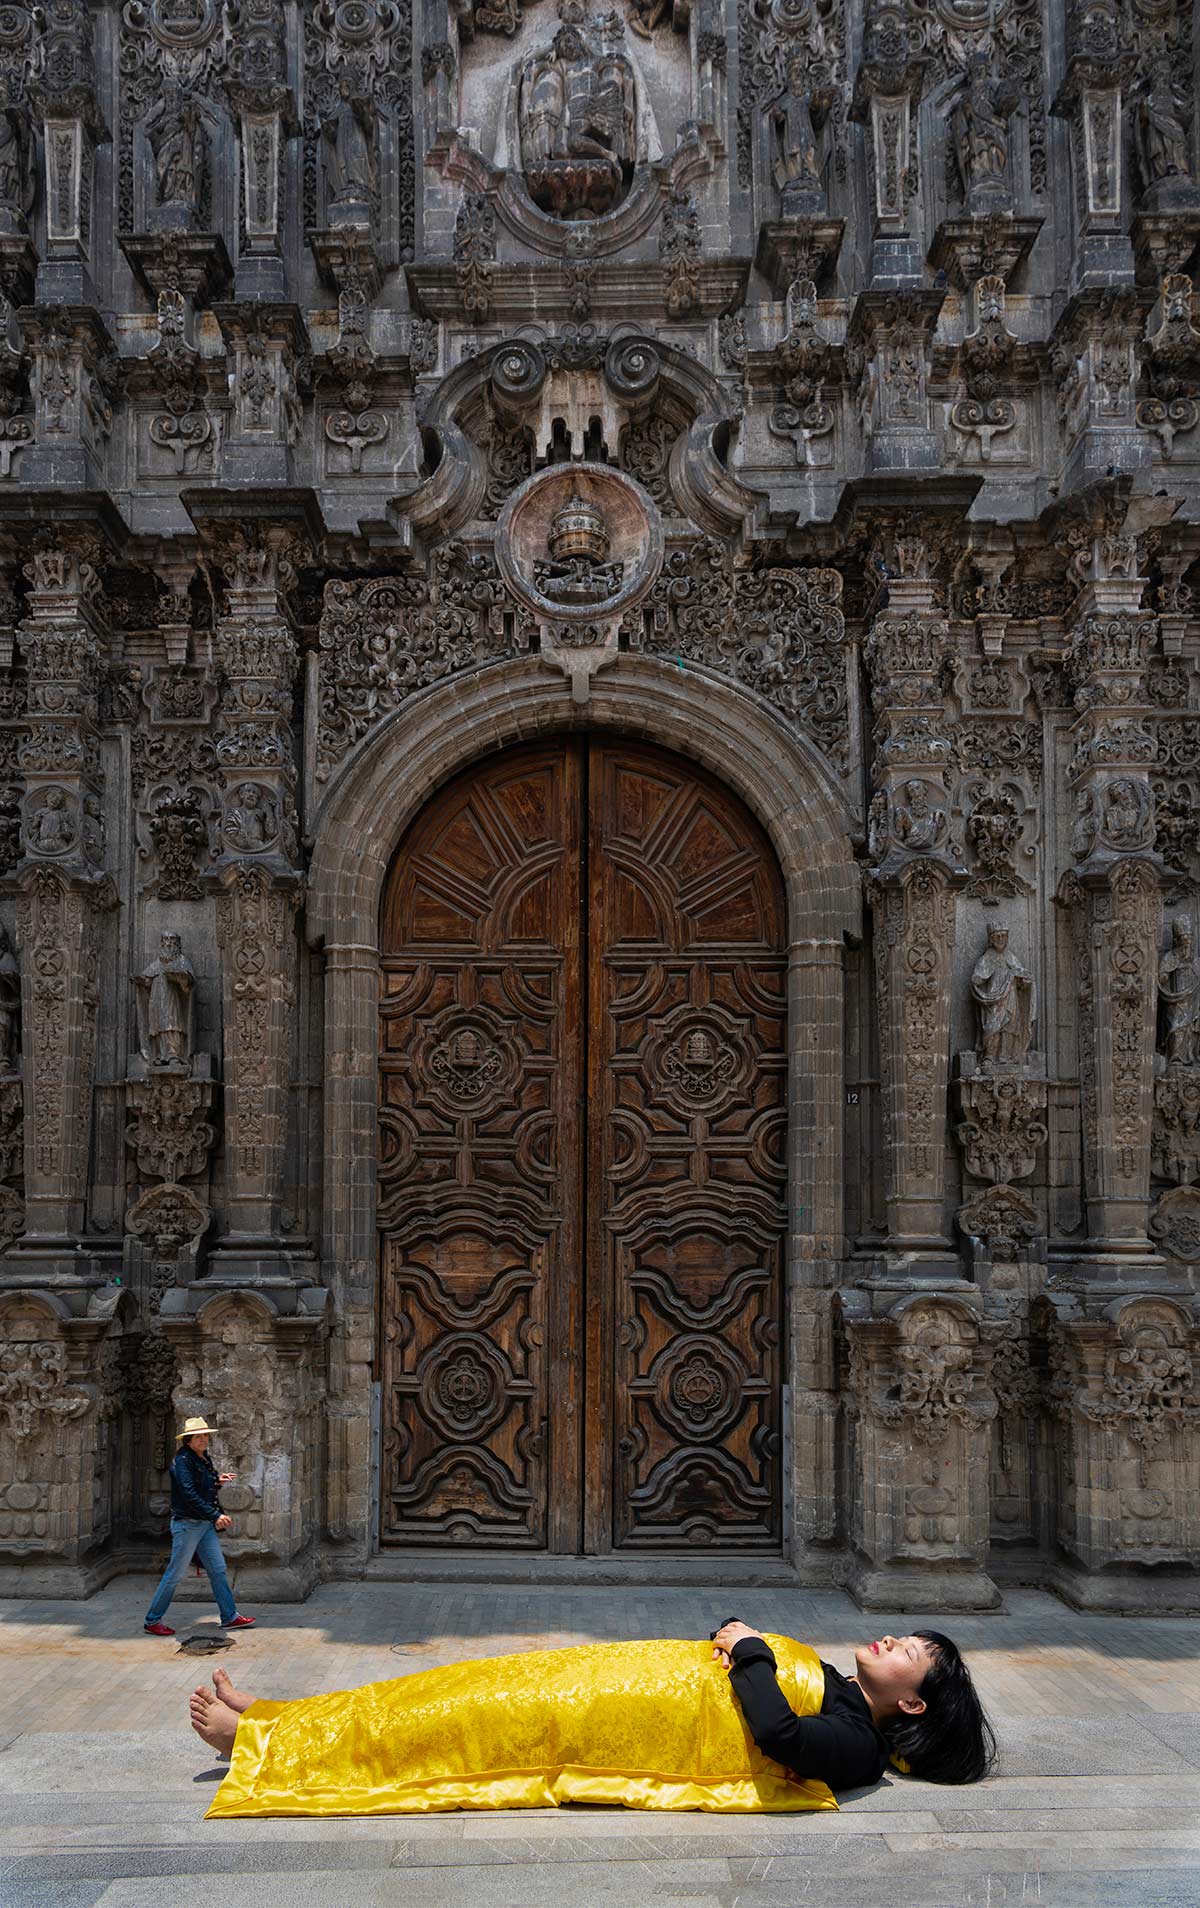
[728, 1637, 889, 1791]
[169, 1445, 223, 1525]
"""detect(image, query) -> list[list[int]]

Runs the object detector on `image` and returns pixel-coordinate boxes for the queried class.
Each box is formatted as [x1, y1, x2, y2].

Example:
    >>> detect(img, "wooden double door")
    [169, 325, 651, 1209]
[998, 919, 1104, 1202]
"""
[378, 738, 787, 1553]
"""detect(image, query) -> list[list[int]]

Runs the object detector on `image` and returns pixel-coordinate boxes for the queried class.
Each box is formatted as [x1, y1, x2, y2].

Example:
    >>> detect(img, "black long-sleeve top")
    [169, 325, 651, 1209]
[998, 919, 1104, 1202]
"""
[169, 1445, 224, 1525]
[728, 1637, 889, 1791]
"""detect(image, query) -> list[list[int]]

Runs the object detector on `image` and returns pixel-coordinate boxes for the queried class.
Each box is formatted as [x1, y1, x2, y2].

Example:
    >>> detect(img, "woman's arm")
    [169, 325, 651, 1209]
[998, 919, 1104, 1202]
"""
[171, 1451, 220, 1523]
[727, 1638, 881, 1790]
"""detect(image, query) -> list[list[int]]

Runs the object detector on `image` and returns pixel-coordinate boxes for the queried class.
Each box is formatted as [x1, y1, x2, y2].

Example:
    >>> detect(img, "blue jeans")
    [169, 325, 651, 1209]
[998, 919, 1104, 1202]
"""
[145, 1517, 238, 1626]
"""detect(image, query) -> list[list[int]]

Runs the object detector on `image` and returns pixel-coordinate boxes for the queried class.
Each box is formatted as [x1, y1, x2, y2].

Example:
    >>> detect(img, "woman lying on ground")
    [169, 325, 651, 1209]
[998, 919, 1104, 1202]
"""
[191, 1618, 997, 1820]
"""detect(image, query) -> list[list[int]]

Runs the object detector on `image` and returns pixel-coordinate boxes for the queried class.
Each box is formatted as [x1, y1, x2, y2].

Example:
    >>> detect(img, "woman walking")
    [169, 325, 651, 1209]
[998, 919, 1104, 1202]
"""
[143, 1417, 256, 1637]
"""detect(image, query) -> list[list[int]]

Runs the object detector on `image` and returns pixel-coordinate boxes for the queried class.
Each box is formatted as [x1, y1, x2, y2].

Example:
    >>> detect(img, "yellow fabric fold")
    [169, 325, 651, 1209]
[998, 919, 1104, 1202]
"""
[205, 1634, 837, 1819]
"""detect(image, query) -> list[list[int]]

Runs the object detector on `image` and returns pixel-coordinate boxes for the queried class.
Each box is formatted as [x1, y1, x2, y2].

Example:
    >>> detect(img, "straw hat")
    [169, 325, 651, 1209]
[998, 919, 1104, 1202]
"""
[175, 1416, 218, 1441]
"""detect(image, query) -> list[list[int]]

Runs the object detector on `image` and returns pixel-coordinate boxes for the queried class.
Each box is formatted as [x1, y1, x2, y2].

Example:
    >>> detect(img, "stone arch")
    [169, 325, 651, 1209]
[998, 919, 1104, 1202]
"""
[307, 654, 861, 1563]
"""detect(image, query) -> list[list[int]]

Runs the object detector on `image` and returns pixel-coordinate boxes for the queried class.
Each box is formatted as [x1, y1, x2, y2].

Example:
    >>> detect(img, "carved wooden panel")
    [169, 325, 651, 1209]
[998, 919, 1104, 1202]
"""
[379, 739, 786, 1553]
[588, 743, 787, 1550]
[378, 745, 582, 1548]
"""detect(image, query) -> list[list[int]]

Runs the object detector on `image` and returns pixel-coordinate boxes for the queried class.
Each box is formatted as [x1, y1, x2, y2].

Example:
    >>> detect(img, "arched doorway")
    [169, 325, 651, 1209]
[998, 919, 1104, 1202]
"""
[378, 736, 788, 1554]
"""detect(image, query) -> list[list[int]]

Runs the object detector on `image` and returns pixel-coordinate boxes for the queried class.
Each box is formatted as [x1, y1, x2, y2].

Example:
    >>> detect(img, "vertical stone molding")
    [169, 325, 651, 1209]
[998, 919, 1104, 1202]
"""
[27, 0, 109, 305]
[839, 1291, 1000, 1609]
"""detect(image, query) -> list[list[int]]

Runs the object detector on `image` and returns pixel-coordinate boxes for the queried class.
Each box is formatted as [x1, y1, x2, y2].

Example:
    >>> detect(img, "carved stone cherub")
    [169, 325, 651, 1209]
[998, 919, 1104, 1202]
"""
[134, 931, 195, 1072]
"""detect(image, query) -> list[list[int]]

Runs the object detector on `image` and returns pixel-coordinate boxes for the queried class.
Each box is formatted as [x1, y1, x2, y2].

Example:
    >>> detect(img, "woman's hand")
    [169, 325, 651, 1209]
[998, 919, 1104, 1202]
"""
[218, 1472, 236, 1483]
[215, 1514, 232, 1531]
[711, 1621, 765, 1664]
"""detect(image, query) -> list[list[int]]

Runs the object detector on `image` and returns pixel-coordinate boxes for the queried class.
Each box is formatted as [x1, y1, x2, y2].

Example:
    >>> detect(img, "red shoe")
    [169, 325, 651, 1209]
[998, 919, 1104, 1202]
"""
[224, 1614, 256, 1629]
[143, 1622, 175, 1636]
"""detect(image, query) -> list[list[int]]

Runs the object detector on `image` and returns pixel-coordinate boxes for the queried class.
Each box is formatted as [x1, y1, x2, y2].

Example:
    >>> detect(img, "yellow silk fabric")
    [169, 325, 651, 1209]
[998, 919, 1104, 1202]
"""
[206, 1635, 837, 1819]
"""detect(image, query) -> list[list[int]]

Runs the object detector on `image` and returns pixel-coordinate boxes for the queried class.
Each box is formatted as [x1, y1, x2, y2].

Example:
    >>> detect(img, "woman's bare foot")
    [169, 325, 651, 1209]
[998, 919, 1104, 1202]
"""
[189, 1684, 239, 1757]
[211, 1666, 256, 1715]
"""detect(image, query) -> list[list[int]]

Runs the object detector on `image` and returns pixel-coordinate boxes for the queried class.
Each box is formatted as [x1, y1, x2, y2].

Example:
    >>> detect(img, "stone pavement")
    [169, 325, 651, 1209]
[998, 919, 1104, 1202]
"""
[1, 1578, 1198, 1908]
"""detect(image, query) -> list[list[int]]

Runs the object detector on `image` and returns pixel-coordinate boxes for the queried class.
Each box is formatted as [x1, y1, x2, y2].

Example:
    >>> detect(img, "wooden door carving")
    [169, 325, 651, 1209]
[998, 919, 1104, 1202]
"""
[588, 743, 786, 1549]
[379, 738, 785, 1552]
[378, 745, 582, 1548]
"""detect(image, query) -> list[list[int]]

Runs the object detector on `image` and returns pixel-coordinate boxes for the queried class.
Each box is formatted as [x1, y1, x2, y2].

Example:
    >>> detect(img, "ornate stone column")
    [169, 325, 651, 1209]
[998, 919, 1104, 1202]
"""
[850, 0, 929, 288]
[862, 542, 962, 1253]
[1051, 0, 1138, 289]
[226, 0, 296, 301]
[846, 291, 943, 474]
[27, 0, 108, 306]
[1059, 567, 1163, 1251]
[206, 533, 307, 1279]
[7, 541, 117, 1275]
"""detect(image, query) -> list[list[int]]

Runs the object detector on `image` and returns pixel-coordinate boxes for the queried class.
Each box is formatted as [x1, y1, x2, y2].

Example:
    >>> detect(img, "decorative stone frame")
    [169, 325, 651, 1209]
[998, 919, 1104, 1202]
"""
[306, 653, 860, 1571]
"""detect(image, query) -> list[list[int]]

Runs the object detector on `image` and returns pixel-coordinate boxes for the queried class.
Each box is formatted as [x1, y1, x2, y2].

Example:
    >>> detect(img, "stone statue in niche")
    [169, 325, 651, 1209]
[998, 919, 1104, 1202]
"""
[0, 926, 19, 1073]
[1158, 918, 1200, 1067]
[770, 57, 825, 213]
[533, 493, 624, 606]
[0, 107, 34, 236]
[892, 779, 948, 854]
[320, 77, 377, 218]
[134, 931, 196, 1072]
[1134, 56, 1193, 193]
[224, 781, 279, 853]
[949, 51, 1019, 205]
[26, 787, 77, 856]
[517, 2, 637, 220]
[149, 93, 207, 220]
[1101, 776, 1153, 850]
[970, 924, 1035, 1065]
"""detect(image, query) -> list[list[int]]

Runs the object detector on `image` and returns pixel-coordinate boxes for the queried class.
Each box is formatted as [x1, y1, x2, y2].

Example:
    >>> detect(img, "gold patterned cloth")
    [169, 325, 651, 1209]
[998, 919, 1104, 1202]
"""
[206, 1635, 837, 1818]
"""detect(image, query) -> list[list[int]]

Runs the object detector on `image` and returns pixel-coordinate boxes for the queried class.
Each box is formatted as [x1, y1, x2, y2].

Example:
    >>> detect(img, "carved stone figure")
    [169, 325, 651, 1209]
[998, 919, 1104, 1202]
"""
[970, 925, 1035, 1065]
[1101, 776, 1153, 850]
[320, 78, 377, 214]
[949, 51, 1019, 204]
[771, 58, 823, 210]
[224, 781, 278, 853]
[27, 789, 77, 857]
[134, 931, 196, 1072]
[0, 926, 19, 1073]
[1159, 918, 1200, 1068]
[532, 493, 624, 606]
[0, 108, 34, 235]
[893, 779, 947, 853]
[1135, 56, 1193, 192]
[517, 5, 637, 219]
[150, 96, 206, 218]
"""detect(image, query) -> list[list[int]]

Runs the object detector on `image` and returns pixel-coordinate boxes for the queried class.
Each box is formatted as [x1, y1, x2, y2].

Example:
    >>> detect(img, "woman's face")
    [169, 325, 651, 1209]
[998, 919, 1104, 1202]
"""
[853, 1634, 935, 1715]
[189, 1434, 210, 1456]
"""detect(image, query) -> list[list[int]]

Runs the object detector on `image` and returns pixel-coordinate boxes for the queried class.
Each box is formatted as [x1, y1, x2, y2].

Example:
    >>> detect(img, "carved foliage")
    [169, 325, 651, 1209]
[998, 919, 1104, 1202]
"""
[956, 1075, 1048, 1184]
[316, 545, 509, 782]
[125, 1077, 216, 1183]
[640, 545, 849, 771]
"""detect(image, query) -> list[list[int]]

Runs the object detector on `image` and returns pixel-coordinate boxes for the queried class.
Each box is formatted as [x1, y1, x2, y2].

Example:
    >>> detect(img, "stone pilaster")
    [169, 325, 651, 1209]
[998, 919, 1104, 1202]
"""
[6, 541, 117, 1274]
[27, 0, 108, 306]
[1061, 575, 1164, 1251]
[864, 547, 962, 1253]
[847, 291, 943, 474]
[839, 1290, 1000, 1609]
[1051, 0, 1138, 288]
[226, 0, 296, 301]
[850, 0, 929, 287]
[1038, 1292, 1200, 1611]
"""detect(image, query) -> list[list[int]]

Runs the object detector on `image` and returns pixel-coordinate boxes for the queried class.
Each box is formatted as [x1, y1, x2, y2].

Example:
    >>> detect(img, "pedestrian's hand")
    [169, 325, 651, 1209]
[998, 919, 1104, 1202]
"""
[218, 1472, 236, 1483]
[711, 1621, 764, 1662]
[215, 1514, 232, 1531]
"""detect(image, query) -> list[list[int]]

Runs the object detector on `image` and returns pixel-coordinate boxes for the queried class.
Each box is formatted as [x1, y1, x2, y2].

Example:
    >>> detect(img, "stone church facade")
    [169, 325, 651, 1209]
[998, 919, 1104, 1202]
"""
[1, 0, 1199, 1614]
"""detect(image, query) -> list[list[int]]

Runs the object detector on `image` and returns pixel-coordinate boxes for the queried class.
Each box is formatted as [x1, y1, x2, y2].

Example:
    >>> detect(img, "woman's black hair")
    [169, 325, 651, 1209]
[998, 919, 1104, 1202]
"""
[881, 1630, 998, 1784]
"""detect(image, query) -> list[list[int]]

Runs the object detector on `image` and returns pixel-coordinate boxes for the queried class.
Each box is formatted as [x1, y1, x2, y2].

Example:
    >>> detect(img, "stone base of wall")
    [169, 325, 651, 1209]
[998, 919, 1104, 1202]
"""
[840, 1557, 1003, 1613]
